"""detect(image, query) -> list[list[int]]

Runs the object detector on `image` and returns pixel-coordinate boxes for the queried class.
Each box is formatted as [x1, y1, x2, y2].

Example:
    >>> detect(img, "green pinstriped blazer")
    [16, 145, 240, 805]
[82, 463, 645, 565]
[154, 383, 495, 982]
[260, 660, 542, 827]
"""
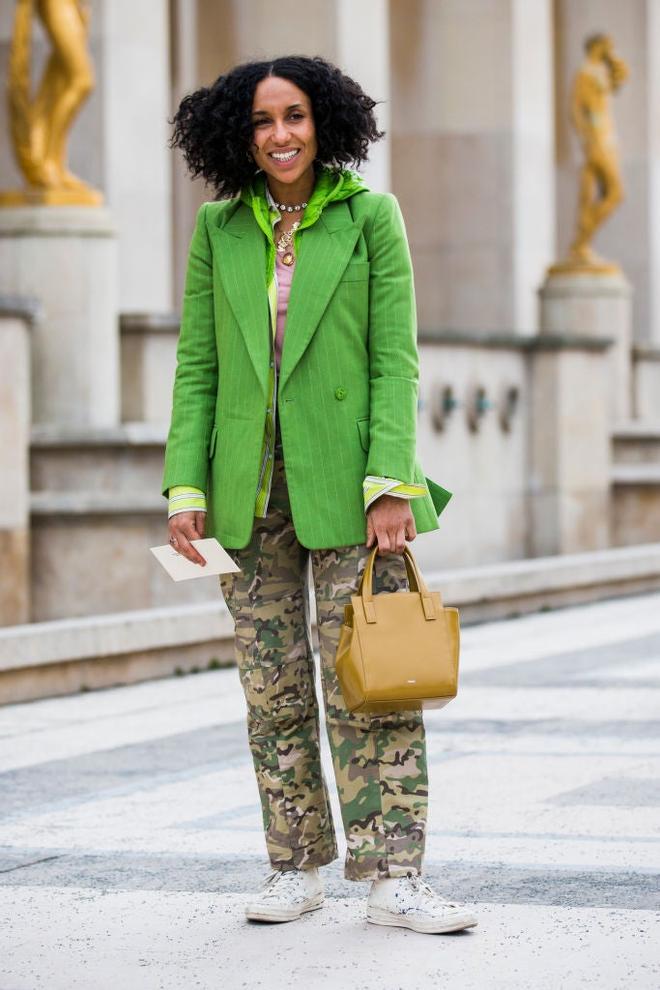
[161, 176, 452, 550]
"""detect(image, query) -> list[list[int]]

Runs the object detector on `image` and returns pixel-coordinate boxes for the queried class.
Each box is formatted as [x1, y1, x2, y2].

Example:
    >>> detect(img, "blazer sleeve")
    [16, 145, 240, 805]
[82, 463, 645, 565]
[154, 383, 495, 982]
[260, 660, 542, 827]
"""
[161, 203, 218, 498]
[364, 193, 419, 484]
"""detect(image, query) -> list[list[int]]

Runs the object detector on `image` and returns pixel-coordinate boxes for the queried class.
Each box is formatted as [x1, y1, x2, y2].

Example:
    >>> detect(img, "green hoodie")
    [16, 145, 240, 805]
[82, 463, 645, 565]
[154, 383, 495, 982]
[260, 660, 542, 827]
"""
[239, 163, 370, 243]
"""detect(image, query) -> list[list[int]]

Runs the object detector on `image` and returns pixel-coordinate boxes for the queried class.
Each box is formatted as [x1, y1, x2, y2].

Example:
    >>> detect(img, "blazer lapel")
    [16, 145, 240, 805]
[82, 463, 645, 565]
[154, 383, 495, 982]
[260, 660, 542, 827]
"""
[207, 197, 365, 398]
[207, 205, 271, 397]
[279, 201, 364, 392]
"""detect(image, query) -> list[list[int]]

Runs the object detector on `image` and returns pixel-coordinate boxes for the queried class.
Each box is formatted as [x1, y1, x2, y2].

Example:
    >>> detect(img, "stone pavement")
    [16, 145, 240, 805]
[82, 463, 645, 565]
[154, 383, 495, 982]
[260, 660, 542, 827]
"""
[0, 590, 659, 989]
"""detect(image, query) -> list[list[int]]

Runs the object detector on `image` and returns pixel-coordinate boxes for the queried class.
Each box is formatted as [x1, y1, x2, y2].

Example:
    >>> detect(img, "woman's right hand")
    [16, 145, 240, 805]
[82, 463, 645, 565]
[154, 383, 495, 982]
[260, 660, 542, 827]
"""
[167, 511, 207, 566]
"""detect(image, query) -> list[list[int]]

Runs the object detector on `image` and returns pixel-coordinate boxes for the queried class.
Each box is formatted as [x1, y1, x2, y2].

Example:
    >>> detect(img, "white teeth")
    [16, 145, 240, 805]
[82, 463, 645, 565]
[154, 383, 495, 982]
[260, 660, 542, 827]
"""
[270, 149, 299, 161]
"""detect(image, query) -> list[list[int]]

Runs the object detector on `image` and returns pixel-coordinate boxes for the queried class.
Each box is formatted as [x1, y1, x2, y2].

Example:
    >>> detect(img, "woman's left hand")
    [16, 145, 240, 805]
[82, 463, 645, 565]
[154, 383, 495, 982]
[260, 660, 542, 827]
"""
[366, 495, 417, 555]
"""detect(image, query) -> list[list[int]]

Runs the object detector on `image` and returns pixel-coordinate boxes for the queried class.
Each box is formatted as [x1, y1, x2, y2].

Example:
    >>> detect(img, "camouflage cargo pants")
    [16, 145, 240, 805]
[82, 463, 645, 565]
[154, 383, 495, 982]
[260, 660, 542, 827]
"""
[218, 416, 428, 881]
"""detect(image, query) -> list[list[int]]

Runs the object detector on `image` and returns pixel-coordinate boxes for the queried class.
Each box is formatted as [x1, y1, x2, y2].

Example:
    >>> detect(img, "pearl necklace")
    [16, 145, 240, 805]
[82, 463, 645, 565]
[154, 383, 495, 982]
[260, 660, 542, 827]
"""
[265, 182, 307, 213]
[274, 199, 308, 213]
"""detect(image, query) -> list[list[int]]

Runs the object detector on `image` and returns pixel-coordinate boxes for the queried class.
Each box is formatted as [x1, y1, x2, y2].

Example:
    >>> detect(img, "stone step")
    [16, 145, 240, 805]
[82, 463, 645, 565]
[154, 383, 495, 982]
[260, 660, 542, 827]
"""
[611, 464, 660, 484]
[3, 541, 660, 704]
[30, 492, 163, 515]
[30, 422, 167, 493]
[611, 420, 660, 465]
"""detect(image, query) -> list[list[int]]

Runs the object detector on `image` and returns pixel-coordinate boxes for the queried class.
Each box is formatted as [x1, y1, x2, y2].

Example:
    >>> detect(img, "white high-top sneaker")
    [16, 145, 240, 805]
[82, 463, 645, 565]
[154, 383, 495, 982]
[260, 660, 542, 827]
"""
[366, 872, 478, 934]
[244, 867, 325, 923]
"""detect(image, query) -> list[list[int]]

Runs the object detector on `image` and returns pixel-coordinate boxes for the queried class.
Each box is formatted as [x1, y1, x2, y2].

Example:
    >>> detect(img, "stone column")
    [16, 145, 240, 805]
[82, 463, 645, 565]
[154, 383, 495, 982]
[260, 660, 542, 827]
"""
[0, 207, 120, 427]
[389, 0, 555, 335]
[0, 298, 35, 625]
[538, 272, 633, 422]
[336, 0, 391, 192]
[99, 0, 173, 312]
[528, 336, 612, 555]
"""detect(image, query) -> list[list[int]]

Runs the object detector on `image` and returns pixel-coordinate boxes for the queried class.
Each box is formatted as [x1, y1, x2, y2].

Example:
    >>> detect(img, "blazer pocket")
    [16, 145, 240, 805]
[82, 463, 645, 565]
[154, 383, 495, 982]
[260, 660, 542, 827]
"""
[340, 261, 370, 282]
[208, 424, 218, 459]
[356, 416, 370, 452]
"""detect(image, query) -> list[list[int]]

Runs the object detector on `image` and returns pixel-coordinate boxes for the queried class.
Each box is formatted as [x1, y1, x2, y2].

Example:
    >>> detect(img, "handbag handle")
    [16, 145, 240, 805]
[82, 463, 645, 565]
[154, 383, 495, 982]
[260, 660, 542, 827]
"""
[358, 544, 421, 594]
[358, 544, 438, 623]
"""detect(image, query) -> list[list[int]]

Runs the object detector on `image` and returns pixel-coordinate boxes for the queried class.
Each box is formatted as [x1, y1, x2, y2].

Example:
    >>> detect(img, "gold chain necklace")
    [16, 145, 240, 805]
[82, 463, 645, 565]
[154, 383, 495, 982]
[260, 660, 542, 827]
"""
[276, 220, 300, 267]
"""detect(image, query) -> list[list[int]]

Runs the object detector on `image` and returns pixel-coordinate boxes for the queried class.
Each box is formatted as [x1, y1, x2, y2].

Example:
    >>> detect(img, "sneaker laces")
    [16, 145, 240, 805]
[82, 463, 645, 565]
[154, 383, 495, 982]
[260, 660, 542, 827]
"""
[260, 869, 302, 898]
[406, 871, 459, 908]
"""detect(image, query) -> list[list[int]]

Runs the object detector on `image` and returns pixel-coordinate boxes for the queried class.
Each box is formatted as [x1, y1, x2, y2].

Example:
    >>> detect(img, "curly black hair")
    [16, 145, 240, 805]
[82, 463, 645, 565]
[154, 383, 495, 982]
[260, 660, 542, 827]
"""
[168, 54, 385, 199]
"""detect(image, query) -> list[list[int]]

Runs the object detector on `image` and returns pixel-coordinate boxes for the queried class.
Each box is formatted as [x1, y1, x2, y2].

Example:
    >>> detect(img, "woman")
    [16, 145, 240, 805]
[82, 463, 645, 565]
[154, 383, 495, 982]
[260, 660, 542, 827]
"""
[163, 55, 477, 936]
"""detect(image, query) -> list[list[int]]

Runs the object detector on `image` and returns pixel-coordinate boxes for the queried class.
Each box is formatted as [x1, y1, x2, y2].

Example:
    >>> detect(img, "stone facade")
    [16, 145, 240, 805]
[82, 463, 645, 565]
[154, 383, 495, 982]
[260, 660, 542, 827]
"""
[1, 0, 660, 626]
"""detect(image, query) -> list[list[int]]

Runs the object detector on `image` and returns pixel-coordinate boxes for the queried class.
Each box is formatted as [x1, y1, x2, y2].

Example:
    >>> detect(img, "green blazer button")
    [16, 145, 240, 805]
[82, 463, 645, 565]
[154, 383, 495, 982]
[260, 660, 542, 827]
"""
[334, 386, 347, 400]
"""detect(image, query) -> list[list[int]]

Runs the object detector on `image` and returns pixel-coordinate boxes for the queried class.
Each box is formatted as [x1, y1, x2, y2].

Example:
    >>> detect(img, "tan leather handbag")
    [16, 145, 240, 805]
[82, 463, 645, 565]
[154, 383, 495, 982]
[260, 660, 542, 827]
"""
[335, 544, 460, 714]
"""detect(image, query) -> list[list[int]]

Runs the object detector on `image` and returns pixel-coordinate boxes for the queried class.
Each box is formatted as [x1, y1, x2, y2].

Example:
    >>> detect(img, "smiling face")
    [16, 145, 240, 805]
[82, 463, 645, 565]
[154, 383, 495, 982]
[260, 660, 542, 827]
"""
[250, 75, 318, 192]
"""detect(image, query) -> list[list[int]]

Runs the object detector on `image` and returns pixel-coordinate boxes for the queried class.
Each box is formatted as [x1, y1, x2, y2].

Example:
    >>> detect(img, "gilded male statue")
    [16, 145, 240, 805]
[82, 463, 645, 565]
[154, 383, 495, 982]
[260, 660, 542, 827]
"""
[565, 33, 629, 271]
[1, 0, 101, 205]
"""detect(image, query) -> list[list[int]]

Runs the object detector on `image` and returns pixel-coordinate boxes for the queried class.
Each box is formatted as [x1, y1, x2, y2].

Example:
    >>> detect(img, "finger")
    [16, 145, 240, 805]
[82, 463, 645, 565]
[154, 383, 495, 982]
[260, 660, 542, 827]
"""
[173, 523, 207, 566]
[387, 525, 403, 555]
[394, 525, 406, 554]
[195, 511, 206, 539]
[365, 515, 374, 548]
[376, 527, 391, 556]
[179, 517, 201, 541]
[175, 530, 207, 566]
[406, 517, 417, 542]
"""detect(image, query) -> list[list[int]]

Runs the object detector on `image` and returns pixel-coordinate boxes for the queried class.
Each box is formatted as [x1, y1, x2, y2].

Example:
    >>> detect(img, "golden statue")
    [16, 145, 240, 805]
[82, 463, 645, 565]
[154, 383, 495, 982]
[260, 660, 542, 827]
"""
[0, 0, 103, 206]
[550, 33, 629, 275]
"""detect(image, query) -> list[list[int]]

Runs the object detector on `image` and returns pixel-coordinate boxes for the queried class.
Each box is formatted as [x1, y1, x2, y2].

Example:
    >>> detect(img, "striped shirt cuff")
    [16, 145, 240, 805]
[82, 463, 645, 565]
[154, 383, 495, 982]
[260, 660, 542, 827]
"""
[363, 476, 428, 512]
[168, 485, 207, 519]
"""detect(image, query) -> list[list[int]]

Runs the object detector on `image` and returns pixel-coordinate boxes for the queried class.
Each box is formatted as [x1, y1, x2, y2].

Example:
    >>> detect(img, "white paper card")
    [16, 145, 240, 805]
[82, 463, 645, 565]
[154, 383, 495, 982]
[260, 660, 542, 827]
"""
[150, 537, 241, 582]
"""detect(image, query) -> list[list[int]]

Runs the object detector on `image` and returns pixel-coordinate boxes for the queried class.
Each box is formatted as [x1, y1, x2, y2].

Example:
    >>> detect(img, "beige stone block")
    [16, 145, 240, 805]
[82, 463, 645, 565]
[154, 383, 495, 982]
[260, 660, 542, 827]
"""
[611, 484, 660, 546]
[393, 133, 509, 252]
[0, 311, 31, 623]
[530, 349, 610, 490]
[539, 272, 632, 422]
[530, 490, 609, 557]
[390, 1, 554, 335]
[394, 132, 514, 332]
[529, 343, 610, 554]
[632, 351, 660, 419]
[120, 315, 178, 424]
[612, 424, 660, 465]
[30, 514, 218, 622]
[0, 315, 30, 527]
[414, 245, 513, 333]
[0, 208, 120, 428]
[30, 440, 165, 494]
[415, 341, 529, 567]
[390, 0, 516, 134]
[0, 642, 235, 706]
[0, 529, 29, 625]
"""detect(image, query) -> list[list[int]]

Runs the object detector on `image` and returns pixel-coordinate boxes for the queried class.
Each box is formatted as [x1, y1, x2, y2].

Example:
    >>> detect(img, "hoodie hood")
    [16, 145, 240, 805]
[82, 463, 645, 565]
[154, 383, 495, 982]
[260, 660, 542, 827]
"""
[240, 164, 370, 240]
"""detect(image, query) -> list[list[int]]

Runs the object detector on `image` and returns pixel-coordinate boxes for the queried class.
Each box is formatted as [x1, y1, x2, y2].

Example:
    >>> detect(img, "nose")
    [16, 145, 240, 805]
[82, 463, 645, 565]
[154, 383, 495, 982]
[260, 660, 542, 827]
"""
[272, 119, 292, 143]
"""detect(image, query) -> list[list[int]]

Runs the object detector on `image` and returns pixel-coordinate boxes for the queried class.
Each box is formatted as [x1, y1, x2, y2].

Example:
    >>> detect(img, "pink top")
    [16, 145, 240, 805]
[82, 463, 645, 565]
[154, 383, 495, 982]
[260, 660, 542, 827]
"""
[274, 250, 295, 371]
